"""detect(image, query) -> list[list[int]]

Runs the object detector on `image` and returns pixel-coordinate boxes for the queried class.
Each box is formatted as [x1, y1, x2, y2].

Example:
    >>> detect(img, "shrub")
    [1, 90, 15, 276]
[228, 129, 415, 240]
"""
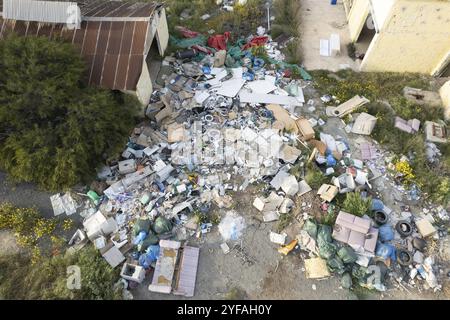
[342, 193, 372, 217]
[0, 35, 139, 191]
[0, 246, 121, 300]
[305, 164, 328, 189]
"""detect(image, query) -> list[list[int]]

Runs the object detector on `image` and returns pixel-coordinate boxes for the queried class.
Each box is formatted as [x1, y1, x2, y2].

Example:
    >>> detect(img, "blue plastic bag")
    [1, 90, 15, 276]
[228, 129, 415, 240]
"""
[326, 154, 337, 167]
[372, 199, 384, 211]
[133, 231, 147, 245]
[375, 242, 396, 261]
[378, 225, 394, 242]
[138, 245, 160, 269]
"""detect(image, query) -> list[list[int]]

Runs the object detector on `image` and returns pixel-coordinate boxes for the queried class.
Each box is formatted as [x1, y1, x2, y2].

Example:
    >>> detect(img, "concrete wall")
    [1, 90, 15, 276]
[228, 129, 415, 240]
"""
[440, 80, 450, 120]
[360, 0, 450, 74]
[135, 61, 153, 107]
[346, 0, 370, 42]
[156, 8, 169, 55]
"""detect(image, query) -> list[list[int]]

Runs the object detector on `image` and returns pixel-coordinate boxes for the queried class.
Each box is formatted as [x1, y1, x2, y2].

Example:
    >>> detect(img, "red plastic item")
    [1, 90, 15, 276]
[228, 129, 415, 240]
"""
[207, 32, 231, 51]
[175, 26, 199, 38]
[242, 36, 269, 50]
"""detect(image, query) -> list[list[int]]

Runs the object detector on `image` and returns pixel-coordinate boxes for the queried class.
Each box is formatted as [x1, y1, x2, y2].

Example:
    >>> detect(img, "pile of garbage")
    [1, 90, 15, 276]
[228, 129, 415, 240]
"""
[53, 26, 319, 295]
[52, 25, 449, 296]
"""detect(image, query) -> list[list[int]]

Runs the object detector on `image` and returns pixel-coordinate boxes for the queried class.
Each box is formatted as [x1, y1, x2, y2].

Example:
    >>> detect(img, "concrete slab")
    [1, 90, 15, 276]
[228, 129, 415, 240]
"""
[299, 0, 360, 71]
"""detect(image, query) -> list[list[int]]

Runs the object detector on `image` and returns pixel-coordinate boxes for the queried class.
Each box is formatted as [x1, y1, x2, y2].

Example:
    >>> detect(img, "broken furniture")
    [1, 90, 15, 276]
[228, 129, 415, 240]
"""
[332, 211, 379, 255]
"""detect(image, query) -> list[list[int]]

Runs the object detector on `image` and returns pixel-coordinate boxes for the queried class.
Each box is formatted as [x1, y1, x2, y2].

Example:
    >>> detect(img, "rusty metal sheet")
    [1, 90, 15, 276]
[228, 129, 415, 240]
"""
[115, 54, 130, 90]
[92, 1, 123, 17]
[82, 21, 100, 55]
[13, 20, 28, 36]
[90, 53, 105, 85]
[106, 21, 124, 54]
[60, 26, 75, 43]
[50, 24, 64, 40]
[26, 21, 39, 36]
[131, 21, 147, 54]
[119, 21, 134, 55]
[37, 23, 53, 38]
[131, 3, 158, 17]
[125, 55, 143, 89]
[82, 1, 110, 17]
[101, 54, 119, 89]
[73, 21, 87, 50]
[109, 2, 135, 17]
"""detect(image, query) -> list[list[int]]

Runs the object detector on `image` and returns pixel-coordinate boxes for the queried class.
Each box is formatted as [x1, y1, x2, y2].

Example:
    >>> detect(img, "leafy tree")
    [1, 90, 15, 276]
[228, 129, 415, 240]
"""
[0, 34, 139, 190]
[0, 246, 122, 300]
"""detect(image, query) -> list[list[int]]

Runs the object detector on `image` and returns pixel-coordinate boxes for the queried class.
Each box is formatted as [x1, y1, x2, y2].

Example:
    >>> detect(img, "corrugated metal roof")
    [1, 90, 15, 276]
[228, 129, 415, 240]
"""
[2, 0, 78, 24]
[0, 16, 154, 91]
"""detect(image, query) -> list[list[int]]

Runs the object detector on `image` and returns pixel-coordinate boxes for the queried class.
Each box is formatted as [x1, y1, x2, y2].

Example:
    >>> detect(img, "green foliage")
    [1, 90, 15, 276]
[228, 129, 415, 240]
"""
[305, 163, 327, 189]
[0, 35, 139, 191]
[0, 202, 57, 249]
[342, 193, 372, 217]
[0, 246, 121, 300]
[277, 212, 293, 232]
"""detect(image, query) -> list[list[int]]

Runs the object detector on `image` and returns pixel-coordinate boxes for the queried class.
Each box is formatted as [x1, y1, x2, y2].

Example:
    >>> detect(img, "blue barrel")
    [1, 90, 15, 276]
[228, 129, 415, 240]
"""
[331, 0, 337, 4]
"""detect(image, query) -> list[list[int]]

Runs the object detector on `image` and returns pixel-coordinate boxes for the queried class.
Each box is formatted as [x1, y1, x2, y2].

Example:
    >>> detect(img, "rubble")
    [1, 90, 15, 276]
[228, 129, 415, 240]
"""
[55, 24, 449, 298]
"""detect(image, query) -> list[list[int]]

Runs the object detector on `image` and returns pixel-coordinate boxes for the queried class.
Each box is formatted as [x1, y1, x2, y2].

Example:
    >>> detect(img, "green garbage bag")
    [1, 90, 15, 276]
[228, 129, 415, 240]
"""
[318, 241, 337, 260]
[317, 225, 336, 259]
[303, 220, 318, 239]
[153, 216, 172, 234]
[170, 35, 207, 49]
[351, 264, 368, 282]
[327, 256, 345, 274]
[337, 246, 358, 264]
[133, 218, 151, 236]
[138, 234, 159, 252]
[317, 225, 333, 243]
[341, 273, 353, 289]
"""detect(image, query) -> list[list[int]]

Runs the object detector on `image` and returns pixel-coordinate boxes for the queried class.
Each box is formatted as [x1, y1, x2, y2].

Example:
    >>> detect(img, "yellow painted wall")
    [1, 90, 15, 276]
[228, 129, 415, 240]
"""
[360, 0, 450, 74]
[346, 0, 370, 42]
[440, 80, 450, 120]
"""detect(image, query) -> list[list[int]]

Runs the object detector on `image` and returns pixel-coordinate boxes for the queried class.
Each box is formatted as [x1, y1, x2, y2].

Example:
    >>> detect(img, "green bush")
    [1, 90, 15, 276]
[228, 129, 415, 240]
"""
[342, 193, 372, 217]
[0, 35, 139, 191]
[0, 246, 121, 300]
[305, 164, 328, 189]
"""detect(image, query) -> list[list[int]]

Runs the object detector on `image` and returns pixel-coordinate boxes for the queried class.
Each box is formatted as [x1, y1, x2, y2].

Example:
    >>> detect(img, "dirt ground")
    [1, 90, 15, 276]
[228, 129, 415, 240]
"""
[298, 0, 360, 71]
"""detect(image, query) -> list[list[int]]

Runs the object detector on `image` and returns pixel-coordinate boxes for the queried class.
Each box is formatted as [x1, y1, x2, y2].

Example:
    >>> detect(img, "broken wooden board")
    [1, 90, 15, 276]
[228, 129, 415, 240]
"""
[332, 95, 370, 118]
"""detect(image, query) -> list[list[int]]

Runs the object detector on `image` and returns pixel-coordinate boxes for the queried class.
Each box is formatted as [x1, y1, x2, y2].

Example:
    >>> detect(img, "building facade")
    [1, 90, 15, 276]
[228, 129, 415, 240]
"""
[343, 0, 450, 76]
